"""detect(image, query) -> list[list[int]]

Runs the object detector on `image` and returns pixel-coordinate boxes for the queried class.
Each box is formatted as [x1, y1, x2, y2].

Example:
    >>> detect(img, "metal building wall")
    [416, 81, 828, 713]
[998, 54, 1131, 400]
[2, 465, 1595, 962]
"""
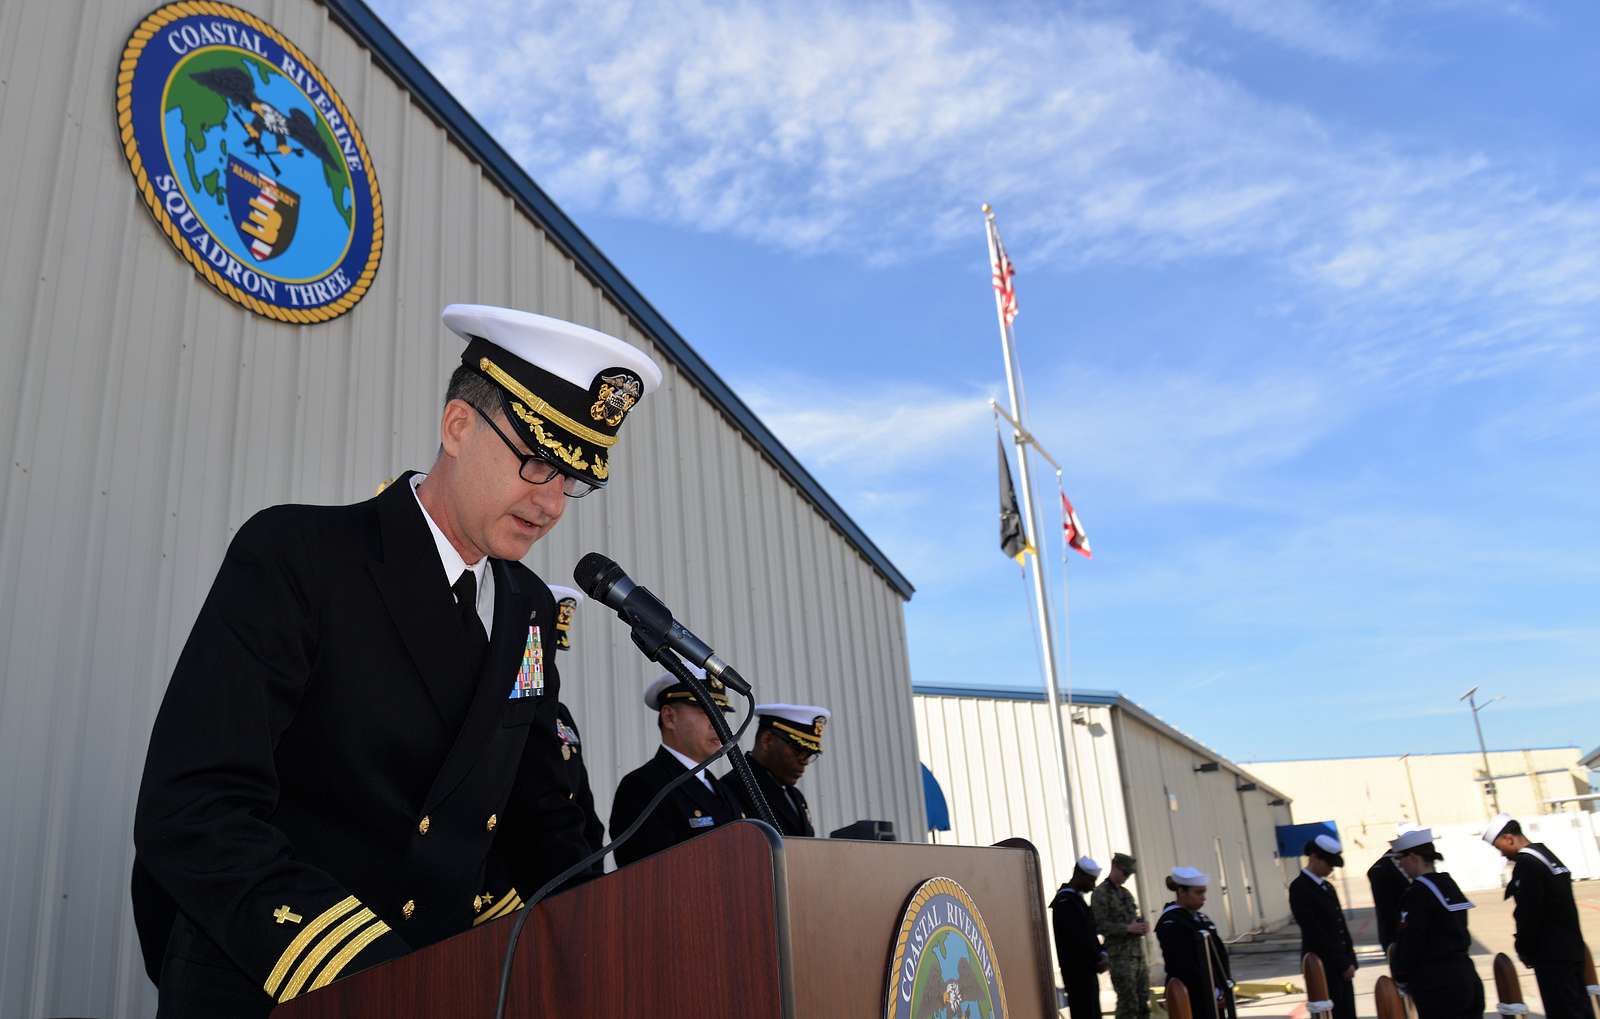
[912, 691, 1132, 988]
[1247, 747, 1590, 901]
[1112, 711, 1295, 946]
[913, 688, 1295, 982]
[913, 692, 1133, 882]
[0, 1, 924, 1015]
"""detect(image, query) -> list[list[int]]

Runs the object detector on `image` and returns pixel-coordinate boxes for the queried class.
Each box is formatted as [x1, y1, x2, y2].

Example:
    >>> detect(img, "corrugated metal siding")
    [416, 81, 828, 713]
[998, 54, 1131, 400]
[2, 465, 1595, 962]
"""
[1113, 712, 1292, 947]
[913, 693, 1132, 984]
[914, 691, 1294, 983]
[0, 1, 924, 1015]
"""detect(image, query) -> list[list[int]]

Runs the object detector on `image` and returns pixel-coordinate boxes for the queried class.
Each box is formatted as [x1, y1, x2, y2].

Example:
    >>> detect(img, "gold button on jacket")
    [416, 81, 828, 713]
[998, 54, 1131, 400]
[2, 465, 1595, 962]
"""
[485, 814, 498, 832]
[401, 899, 415, 919]
[417, 816, 430, 835]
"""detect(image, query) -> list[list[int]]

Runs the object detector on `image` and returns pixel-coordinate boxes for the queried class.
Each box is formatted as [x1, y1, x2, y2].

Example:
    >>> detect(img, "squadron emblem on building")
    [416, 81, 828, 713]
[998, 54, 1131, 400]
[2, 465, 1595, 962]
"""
[117, 3, 383, 323]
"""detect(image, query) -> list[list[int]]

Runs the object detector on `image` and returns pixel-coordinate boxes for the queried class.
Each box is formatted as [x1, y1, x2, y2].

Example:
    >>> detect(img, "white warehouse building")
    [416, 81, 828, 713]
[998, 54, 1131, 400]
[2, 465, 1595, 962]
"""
[914, 685, 1300, 979]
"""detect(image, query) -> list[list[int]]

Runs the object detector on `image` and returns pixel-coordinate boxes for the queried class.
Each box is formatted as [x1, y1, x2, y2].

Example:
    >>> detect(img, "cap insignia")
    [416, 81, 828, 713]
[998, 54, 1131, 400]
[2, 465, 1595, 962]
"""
[591, 370, 642, 427]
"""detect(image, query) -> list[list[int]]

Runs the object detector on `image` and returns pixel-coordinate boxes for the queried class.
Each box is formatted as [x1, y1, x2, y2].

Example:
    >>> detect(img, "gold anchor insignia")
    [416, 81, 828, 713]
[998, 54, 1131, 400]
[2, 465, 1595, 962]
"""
[273, 905, 303, 925]
[590, 372, 641, 427]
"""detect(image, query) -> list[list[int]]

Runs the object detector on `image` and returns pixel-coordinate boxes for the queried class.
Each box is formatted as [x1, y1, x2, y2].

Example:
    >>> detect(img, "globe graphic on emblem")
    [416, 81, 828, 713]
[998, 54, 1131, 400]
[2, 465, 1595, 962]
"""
[909, 928, 997, 1019]
[161, 48, 355, 281]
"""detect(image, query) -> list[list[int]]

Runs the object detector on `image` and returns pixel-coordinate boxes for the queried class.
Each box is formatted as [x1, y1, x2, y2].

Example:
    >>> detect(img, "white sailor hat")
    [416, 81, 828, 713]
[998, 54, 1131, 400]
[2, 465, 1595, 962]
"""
[643, 666, 732, 713]
[1482, 813, 1516, 844]
[444, 304, 662, 488]
[546, 584, 584, 652]
[755, 704, 831, 753]
[1170, 866, 1209, 888]
[1305, 833, 1345, 867]
[1390, 827, 1434, 853]
[1076, 856, 1102, 878]
[1385, 822, 1420, 857]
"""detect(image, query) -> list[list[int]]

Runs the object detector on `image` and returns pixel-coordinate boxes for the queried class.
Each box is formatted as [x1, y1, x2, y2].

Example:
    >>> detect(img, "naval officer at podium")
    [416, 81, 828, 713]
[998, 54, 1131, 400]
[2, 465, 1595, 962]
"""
[131, 305, 660, 1018]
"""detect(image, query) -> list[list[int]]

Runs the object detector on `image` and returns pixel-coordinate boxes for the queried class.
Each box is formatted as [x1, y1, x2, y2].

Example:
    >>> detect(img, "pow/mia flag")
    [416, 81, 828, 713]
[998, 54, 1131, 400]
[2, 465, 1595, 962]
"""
[998, 434, 1033, 565]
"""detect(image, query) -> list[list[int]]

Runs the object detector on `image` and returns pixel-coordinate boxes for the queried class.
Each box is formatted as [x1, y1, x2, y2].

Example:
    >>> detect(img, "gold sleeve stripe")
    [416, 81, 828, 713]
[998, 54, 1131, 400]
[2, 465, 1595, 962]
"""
[474, 890, 523, 926]
[265, 896, 360, 997]
[278, 907, 375, 1001]
[478, 357, 618, 447]
[308, 917, 393, 992]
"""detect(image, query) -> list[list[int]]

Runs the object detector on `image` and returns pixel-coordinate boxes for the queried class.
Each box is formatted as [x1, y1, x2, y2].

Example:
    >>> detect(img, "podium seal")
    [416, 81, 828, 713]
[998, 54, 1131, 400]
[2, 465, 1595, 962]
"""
[885, 876, 1007, 1018]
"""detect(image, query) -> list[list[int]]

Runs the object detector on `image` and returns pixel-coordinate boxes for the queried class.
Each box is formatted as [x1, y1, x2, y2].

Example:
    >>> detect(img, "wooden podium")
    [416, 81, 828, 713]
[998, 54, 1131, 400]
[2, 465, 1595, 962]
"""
[272, 821, 1055, 1017]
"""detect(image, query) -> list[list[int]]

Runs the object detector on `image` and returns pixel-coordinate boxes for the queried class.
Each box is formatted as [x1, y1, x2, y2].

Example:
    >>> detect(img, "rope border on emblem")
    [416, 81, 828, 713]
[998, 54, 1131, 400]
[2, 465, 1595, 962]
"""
[882, 875, 1009, 1017]
[116, 2, 384, 325]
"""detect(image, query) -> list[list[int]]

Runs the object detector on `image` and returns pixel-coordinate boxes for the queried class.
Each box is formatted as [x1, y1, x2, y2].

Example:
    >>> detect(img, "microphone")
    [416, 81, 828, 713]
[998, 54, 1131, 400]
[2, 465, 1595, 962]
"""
[572, 553, 751, 695]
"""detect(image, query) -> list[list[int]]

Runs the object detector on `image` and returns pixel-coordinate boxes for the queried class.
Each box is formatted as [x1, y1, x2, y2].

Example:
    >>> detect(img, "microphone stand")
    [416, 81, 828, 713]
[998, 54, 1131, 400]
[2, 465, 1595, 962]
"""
[637, 636, 781, 832]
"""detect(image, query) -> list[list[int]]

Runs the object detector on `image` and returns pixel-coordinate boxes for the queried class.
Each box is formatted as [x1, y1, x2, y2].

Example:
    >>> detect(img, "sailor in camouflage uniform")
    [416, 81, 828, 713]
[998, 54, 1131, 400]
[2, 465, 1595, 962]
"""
[1094, 852, 1152, 1019]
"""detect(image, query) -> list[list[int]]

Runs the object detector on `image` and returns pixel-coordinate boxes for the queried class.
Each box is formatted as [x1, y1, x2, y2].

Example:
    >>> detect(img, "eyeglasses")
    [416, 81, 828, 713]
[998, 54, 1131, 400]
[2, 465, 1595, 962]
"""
[472, 405, 598, 499]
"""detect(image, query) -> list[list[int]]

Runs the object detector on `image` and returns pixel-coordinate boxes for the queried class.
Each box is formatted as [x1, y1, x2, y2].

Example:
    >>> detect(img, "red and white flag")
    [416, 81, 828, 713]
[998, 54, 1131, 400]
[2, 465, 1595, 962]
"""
[990, 225, 1018, 325]
[1061, 491, 1092, 559]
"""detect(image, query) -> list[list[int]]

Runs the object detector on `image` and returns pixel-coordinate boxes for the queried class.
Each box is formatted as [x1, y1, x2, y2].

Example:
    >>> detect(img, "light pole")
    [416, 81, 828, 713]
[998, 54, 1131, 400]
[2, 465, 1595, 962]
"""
[1460, 687, 1504, 813]
[1399, 753, 1422, 824]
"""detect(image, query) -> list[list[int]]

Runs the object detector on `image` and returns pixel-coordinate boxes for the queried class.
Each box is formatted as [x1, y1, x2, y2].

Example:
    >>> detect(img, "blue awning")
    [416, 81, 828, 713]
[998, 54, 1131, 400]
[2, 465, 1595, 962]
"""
[922, 763, 950, 832]
[1274, 820, 1339, 858]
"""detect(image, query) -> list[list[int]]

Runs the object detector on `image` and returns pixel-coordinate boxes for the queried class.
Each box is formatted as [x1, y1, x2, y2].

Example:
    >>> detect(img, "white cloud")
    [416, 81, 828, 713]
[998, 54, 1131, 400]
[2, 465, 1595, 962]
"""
[377, 0, 1600, 389]
[742, 380, 993, 471]
[1194, 0, 1387, 61]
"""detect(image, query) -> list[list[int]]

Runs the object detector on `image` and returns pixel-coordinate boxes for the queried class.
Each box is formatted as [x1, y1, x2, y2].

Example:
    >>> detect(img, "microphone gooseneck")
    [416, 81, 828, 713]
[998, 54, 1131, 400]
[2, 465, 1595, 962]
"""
[572, 553, 750, 695]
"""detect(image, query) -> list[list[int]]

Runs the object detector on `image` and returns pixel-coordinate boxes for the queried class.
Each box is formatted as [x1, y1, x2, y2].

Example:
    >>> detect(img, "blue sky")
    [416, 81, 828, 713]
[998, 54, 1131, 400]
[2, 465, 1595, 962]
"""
[372, 0, 1600, 762]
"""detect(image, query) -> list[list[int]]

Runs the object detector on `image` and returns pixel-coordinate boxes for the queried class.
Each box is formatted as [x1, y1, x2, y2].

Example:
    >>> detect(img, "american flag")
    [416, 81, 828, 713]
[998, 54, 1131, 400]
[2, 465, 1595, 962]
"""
[990, 225, 1019, 325]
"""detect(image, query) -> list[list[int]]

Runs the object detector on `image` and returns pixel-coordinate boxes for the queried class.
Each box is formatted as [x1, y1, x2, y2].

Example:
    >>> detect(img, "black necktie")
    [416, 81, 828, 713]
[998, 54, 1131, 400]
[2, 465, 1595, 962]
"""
[452, 569, 487, 646]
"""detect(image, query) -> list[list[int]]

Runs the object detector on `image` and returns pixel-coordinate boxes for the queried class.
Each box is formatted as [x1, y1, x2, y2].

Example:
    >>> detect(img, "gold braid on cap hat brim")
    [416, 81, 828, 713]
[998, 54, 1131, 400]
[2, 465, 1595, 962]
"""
[478, 356, 619, 448]
[769, 719, 824, 753]
[660, 689, 733, 711]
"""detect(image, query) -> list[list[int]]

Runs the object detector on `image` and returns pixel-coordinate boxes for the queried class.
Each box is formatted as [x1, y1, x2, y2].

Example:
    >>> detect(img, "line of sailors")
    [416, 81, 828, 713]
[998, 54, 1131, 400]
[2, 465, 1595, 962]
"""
[545, 584, 830, 869]
[1050, 816, 1591, 1019]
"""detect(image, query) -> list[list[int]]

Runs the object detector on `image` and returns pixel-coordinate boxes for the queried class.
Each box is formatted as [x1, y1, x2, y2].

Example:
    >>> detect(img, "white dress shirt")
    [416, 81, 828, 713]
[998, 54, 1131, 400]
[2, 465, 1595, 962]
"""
[662, 743, 715, 793]
[410, 474, 494, 636]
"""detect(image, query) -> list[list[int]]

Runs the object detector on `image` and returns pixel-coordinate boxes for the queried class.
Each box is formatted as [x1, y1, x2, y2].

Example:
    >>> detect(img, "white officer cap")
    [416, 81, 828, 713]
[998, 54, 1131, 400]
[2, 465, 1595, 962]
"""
[444, 304, 663, 489]
[755, 703, 831, 753]
[643, 665, 732, 712]
[546, 584, 584, 651]
[1171, 866, 1208, 888]
[1482, 813, 1516, 844]
[1314, 834, 1342, 854]
[547, 584, 584, 604]
[1390, 827, 1434, 853]
[1076, 856, 1102, 877]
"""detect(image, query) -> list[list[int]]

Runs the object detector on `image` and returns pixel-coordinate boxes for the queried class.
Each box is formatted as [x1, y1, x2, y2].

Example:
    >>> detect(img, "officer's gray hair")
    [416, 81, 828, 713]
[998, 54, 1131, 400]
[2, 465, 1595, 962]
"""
[444, 365, 501, 418]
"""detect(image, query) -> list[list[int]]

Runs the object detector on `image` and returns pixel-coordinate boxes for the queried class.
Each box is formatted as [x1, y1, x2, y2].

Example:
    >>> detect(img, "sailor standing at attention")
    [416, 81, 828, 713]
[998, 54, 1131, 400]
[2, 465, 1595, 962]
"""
[731, 704, 830, 837]
[608, 667, 743, 866]
[1289, 834, 1358, 1019]
[1389, 827, 1485, 1019]
[1050, 856, 1110, 1019]
[1155, 867, 1235, 1019]
[1484, 813, 1589, 1019]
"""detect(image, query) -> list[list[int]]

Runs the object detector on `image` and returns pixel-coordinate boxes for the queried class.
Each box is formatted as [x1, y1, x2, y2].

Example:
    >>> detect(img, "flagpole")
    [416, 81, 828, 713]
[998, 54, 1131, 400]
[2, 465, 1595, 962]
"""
[1054, 468, 1089, 858]
[983, 203, 1079, 856]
